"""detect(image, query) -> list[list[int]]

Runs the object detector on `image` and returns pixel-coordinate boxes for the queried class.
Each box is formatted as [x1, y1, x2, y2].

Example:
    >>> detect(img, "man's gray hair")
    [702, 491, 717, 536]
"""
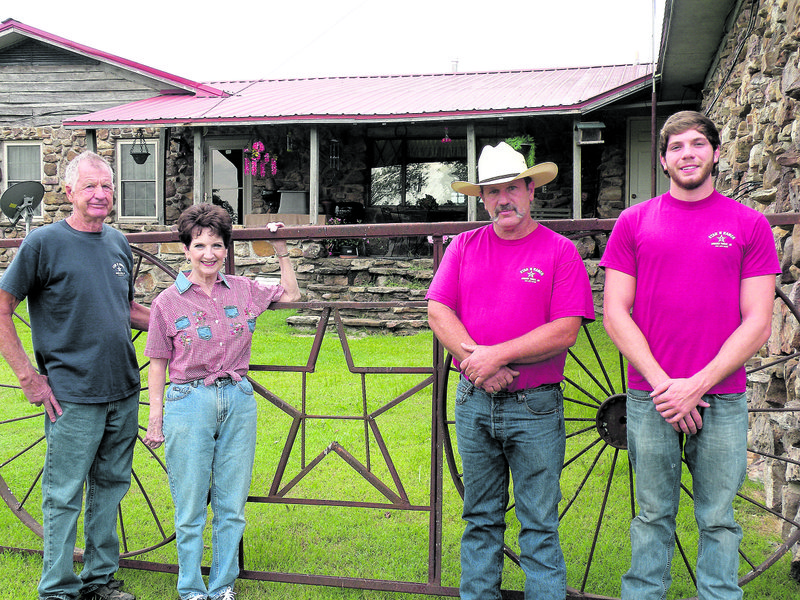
[63, 151, 114, 189]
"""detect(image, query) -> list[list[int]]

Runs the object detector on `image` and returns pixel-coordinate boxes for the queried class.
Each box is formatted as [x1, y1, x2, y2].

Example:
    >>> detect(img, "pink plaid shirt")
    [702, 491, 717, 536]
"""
[145, 271, 284, 385]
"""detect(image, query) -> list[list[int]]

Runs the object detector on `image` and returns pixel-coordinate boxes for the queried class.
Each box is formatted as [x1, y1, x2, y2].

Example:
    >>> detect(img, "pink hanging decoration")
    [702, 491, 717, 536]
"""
[244, 141, 276, 179]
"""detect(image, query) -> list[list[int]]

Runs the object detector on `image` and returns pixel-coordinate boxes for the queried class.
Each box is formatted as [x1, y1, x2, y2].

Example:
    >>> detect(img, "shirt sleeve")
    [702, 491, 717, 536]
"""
[247, 278, 285, 316]
[550, 243, 596, 323]
[425, 235, 462, 310]
[144, 294, 174, 359]
[0, 235, 40, 300]
[742, 213, 781, 278]
[599, 211, 637, 277]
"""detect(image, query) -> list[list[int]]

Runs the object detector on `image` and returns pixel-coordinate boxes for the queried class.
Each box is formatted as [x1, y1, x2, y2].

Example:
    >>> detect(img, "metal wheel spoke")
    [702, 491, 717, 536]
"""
[565, 424, 596, 440]
[560, 442, 607, 520]
[565, 351, 610, 400]
[563, 389, 604, 409]
[563, 436, 604, 470]
[674, 532, 697, 587]
[15, 466, 43, 511]
[582, 325, 617, 392]
[579, 448, 619, 593]
[0, 434, 45, 468]
[130, 465, 169, 539]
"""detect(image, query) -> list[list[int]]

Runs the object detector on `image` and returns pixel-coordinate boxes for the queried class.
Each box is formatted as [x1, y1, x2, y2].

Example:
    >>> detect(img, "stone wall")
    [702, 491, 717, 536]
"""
[702, 0, 800, 576]
[0, 126, 88, 223]
[121, 230, 608, 334]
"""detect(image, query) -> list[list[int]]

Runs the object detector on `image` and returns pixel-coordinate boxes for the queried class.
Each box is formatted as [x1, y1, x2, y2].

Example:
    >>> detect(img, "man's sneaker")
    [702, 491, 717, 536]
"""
[212, 588, 235, 600]
[80, 581, 135, 600]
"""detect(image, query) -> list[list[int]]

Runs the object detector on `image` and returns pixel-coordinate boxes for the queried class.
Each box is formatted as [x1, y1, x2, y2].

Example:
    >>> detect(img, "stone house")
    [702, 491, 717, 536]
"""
[3, 0, 800, 584]
[0, 17, 671, 237]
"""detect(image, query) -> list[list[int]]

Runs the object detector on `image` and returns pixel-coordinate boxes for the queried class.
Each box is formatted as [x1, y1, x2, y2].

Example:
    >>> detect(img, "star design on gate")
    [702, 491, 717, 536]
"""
[245, 307, 434, 509]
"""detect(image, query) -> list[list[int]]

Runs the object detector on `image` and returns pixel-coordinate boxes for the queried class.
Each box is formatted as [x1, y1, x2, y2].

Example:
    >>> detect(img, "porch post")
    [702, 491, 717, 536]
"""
[310, 126, 320, 225]
[193, 129, 204, 205]
[467, 123, 477, 221]
[572, 119, 581, 219]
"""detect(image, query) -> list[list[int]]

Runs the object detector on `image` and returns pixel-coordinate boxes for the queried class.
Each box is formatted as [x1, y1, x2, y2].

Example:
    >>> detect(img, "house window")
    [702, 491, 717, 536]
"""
[117, 140, 159, 220]
[369, 138, 468, 213]
[3, 143, 43, 217]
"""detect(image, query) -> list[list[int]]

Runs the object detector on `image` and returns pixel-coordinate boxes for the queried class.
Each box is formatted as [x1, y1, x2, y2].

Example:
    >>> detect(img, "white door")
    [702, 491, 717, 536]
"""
[627, 118, 670, 206]
[205, 139, 250, 224]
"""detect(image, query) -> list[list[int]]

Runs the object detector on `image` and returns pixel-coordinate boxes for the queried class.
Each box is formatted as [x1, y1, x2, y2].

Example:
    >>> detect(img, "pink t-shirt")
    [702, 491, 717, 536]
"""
[426, 223, 595, 391]
[145, 271, 284, 385]
[600, 191, 780, 393]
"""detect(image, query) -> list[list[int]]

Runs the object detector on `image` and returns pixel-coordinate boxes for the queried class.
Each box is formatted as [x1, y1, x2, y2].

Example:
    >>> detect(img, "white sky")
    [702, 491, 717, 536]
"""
[5, 0, 666, 82]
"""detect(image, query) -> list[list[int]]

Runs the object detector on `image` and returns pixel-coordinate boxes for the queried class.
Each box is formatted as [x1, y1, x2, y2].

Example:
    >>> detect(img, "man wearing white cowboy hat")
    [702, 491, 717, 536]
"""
[426, 141, 594, 600]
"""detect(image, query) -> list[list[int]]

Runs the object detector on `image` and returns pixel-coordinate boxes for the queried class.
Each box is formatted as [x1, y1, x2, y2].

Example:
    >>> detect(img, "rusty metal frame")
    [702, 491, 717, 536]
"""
[1, 214, 798, 600]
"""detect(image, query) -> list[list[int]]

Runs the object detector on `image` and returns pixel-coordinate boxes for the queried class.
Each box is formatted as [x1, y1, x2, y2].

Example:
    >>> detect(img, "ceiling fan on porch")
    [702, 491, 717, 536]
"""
[1, 181, 44, 235]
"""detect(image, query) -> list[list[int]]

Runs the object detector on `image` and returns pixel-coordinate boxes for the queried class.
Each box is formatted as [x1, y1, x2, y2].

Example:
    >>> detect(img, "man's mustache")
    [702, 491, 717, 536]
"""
[492, 203, 524, 222]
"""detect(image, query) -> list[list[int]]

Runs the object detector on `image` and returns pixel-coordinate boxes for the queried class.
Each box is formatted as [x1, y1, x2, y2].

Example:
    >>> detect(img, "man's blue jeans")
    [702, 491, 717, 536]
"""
[454, 376, 566, 600]
[163, 377, 257, 600]
[622, 389, 748, 600]
[38, 394, 139, 600]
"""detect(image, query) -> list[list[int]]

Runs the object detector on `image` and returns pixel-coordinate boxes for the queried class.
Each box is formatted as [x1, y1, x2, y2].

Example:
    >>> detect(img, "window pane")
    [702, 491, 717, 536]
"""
[370, 165, 402, 205]
[370, 161, 467, 207]
[6, 145, 42, 217]
[7, 145, 40, 182]
[121, 181, 155, 216]
[119, 142, 156, 218]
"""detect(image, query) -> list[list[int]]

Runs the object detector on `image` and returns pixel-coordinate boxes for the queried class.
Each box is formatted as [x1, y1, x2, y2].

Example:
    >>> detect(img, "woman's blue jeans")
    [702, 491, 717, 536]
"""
[38, 394, 139, 600]
[163, 377, 257, 600]
[454, 377, 566, 600]
[622, 389, 748, 600]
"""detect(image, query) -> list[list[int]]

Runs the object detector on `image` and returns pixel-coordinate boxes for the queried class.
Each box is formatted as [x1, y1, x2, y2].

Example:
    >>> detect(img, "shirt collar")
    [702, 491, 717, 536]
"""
[175, 270, 232, 294]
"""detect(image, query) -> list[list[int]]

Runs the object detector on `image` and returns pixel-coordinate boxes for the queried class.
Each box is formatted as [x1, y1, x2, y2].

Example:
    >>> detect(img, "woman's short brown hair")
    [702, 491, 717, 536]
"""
[177, 204, 232, 248]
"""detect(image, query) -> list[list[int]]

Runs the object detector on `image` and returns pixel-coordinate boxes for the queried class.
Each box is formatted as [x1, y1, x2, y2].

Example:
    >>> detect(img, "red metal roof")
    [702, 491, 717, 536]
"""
[63, 64, 654, 128]
[0, 18, 227, 98]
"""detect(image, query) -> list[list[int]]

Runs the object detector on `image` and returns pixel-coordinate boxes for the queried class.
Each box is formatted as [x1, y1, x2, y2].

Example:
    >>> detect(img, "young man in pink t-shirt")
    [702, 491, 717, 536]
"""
[601, 111, 780, 600]
[427, 142, 594, 600]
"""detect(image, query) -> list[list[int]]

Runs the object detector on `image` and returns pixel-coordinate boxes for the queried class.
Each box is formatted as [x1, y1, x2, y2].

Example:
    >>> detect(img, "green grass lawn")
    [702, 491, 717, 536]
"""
[0, 306, 798, 600]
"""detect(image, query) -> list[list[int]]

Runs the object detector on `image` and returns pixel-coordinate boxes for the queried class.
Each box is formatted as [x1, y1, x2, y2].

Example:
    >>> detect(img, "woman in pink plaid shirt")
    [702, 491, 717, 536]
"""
[143, 204, 300, 600]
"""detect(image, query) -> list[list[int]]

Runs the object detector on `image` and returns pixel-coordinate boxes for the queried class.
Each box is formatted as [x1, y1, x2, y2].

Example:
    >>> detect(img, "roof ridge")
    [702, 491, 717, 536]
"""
[202, 63, 651, 85]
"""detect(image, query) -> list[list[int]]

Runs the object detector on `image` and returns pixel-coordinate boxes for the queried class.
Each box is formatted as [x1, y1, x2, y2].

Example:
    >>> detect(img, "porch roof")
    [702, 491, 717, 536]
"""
[63, 64, 654, 128]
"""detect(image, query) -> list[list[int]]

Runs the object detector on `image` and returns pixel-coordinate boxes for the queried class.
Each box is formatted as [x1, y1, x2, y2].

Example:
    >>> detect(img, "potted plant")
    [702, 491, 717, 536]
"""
[504, 135, 536, 167]
[321, 216, 363, 257]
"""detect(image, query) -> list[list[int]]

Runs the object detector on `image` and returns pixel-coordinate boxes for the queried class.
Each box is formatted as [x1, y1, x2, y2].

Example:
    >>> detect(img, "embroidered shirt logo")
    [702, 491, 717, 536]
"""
[112, 262, 127, 277]
[708, 231, 735, 248]
[520, 266, 544, 283]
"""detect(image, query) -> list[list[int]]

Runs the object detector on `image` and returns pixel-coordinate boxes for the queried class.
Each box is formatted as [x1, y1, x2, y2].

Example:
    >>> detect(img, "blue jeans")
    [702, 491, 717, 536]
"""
[163, 377, 257, 600]
[622, 389, 748, 600]
[38, 394, 139, 600]
[454, 376, 566, 600]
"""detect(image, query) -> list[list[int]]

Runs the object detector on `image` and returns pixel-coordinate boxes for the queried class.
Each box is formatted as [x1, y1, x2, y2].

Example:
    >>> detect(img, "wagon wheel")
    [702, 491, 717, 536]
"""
[440, 284, 800, 599]
[0, 245, 177, 558]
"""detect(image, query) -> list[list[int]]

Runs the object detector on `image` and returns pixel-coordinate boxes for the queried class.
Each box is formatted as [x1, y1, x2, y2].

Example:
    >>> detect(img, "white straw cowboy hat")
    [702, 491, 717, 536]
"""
[451, 141, 558, 197]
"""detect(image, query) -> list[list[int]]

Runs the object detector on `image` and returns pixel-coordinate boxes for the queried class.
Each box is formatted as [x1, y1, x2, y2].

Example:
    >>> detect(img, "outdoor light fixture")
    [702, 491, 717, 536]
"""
[576, 121, 606, 145]
[130, 129, 151, 164]
[329, 138, 340, 170]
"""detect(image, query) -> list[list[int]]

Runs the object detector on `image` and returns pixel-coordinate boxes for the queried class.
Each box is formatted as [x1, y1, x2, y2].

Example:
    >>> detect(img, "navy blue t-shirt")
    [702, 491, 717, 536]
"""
[0, 220, 140, 403]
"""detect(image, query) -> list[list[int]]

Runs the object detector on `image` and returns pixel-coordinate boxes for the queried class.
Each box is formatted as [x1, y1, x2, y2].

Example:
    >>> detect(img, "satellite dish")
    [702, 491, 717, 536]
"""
[1, 181, 44, 233]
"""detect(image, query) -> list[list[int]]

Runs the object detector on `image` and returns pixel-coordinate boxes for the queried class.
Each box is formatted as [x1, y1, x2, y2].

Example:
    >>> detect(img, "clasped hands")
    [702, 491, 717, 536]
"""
[459, 342, 519, 393]
[650, 377, 710, 434]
